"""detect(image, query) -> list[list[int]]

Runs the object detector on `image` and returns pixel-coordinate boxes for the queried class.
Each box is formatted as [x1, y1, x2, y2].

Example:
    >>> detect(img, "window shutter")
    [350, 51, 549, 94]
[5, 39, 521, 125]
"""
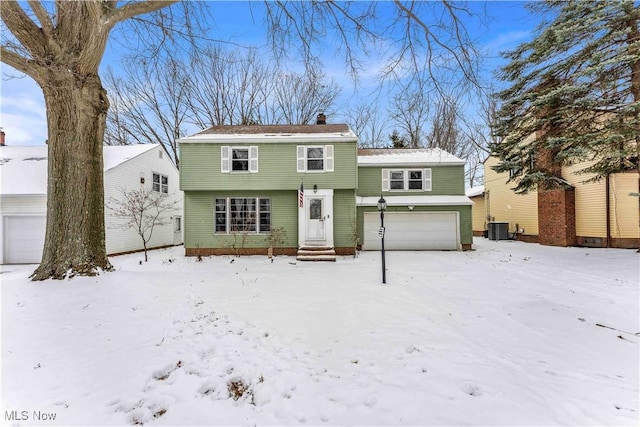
[424, 168, 432, 191]
[221, 146, 230, 173]
[297, 146, 306, 172]
[249, 146, 259, 173]
[325, 145, 334, 172]
[381, 169, 390, 191]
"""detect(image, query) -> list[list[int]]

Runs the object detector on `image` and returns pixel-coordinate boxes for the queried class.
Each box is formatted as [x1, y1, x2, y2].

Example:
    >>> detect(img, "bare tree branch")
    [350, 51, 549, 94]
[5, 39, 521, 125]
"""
[0, 45, 38, 76]
[103, 0, 177, 30]
[26, 1, 54, 38]
[0, 1, 46, 59]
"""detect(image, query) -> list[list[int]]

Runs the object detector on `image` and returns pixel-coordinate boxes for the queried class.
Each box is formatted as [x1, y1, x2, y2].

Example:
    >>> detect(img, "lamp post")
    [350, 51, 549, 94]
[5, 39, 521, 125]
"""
[377, 195, 387, 284]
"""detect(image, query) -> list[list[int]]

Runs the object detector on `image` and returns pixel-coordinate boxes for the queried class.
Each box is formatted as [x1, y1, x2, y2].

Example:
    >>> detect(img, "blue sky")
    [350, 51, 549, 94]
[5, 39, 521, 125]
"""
[0, 1, 536, 147]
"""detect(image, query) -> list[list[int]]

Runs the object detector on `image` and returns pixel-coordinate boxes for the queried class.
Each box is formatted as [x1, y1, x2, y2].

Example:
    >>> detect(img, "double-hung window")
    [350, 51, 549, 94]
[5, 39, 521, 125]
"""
[297, 145, 334, 172]
[232, 148, 249, 171]
[221, 146, 258, 173]
[382, 168, 431, 191]
[408, 170, 424, 189]
[390, 170, 405, 190]
[152, 173, 169, 193]
[214, 197, 271, 234]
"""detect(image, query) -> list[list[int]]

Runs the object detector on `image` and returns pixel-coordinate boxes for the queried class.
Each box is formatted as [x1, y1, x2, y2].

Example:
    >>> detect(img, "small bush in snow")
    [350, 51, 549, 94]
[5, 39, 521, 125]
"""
[227, 378, 250, 401]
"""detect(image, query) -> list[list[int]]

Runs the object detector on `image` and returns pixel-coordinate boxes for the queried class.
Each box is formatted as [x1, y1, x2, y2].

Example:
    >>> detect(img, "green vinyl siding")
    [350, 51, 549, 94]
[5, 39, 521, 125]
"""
[356, 205, 472, 246]
[184, 190, 298, 250]
[333, 189, 357, 248]
[357, 165, 465, 196]
[181, 142, 357, 191]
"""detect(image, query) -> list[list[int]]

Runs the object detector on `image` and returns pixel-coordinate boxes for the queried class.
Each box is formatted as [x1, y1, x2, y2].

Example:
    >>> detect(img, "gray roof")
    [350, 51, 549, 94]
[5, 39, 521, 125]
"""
[195, 124, 351, 135]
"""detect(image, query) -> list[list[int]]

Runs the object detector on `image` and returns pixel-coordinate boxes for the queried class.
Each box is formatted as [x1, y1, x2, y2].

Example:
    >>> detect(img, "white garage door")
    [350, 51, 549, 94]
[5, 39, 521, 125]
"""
[3, 216, 46, 264]
[363, 211, 459, 250]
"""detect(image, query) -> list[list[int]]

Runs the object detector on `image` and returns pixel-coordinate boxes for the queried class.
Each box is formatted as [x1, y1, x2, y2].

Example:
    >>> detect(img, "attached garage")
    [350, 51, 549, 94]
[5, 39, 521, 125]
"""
[2, 215, 46, 264]
[363, 211, 460, 250]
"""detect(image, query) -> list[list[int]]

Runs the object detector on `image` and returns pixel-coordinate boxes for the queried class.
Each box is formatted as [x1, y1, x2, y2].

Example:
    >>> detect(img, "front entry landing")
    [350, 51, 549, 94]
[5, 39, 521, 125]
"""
[297, 188, 336, 261]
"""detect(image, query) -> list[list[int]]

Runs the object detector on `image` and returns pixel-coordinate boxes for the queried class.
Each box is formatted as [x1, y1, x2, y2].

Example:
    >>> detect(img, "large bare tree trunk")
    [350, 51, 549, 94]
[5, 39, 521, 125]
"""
[32, 72, 112, 280]
[1, 1, 178, 280]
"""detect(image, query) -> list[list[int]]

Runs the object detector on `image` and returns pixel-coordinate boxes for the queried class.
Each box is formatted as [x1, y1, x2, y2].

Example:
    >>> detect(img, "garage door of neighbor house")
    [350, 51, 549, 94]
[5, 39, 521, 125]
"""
[363, 211, 459, 250]
[3, 215, 46, 264]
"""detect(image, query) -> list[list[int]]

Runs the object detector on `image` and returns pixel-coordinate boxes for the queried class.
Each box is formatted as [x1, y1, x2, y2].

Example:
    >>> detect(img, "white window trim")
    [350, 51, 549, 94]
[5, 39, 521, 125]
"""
[221, 146, 259, 173]
[152, 172, 169, 194]
[296, 145, 334, 173]
[382, 168, 432, 192]
[214, 197, 271, 234]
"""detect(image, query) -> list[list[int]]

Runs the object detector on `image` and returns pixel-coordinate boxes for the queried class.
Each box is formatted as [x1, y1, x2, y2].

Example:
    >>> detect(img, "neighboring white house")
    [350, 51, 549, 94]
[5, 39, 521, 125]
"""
[0, 144, 183, 264]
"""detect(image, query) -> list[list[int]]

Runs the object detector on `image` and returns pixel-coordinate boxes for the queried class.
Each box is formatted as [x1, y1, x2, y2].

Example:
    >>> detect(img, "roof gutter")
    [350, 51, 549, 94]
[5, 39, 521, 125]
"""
[178, 134, 357, 144]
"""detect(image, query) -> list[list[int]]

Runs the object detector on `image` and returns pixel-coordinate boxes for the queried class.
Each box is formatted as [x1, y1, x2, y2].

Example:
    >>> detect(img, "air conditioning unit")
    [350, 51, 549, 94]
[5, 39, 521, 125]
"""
[488, 222, 509, 240]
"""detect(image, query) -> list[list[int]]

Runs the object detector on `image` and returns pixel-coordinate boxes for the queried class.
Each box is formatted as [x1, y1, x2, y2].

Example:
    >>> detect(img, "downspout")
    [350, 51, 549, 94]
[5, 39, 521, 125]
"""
[605, 174, 611, 248]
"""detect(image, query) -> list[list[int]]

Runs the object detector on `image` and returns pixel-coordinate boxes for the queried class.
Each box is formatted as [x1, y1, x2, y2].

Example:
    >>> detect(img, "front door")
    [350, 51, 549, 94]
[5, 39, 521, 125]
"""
[298, 188, 334, 247]
[306, 197, 325, 241]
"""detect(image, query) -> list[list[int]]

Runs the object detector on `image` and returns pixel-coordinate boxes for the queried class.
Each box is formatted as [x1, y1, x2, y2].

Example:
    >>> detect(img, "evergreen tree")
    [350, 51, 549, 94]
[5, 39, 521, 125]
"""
[493, 0, 640, 193]
[389, 130, 409, 149]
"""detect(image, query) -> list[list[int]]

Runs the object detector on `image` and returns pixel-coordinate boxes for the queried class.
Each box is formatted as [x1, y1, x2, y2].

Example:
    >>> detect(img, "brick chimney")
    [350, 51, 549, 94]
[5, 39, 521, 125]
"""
[316, 113, 326, 125]
[0, 129, 5, 146]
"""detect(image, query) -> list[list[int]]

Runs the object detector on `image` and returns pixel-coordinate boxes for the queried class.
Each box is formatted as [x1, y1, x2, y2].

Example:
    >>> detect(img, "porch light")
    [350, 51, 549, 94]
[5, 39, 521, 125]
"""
[377, 195, 387, 284]
[313, 184, 318, 194]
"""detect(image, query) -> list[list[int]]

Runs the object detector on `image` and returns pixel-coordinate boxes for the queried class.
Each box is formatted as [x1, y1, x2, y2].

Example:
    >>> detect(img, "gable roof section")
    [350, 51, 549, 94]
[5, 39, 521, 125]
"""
[358, 148, 465, 166]
[178, 124, 357, 144]
[103, 144, 159, 171]
[1, 144, 159, 196]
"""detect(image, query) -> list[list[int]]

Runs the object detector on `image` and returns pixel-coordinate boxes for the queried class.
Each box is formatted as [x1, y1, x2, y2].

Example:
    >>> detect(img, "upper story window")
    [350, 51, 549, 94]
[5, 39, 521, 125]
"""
[390, 170, 405, 190]
[307, 147, 325, 171]
[232, 148, 249, 171]
[382, 168, 431, 192]
[408, 170, 425, 189]
[297, 145, 334, 173]
[153, 173, 169, 193]
[221, 146, 258, 173]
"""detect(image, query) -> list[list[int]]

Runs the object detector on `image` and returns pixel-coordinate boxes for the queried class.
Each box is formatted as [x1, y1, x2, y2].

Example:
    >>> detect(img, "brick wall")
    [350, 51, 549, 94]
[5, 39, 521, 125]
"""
[538, 187, 576, 246]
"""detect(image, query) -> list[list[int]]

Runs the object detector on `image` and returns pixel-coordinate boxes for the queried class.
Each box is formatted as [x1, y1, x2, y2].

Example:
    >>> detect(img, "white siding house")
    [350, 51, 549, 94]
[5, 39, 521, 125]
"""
[0, 144, 183, 264]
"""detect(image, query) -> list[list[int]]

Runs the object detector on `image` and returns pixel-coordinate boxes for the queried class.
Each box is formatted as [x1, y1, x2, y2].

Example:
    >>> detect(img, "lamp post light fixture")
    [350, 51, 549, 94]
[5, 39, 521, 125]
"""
[377, 195, 387, 284]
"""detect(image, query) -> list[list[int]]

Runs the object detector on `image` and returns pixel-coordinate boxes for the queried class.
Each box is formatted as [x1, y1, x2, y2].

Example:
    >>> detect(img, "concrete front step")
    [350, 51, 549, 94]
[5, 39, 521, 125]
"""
[298, 245, 334, 251]
[296, 245, 337, 262]
[296, 254, 337, 262]
[297, 249, 336, 256]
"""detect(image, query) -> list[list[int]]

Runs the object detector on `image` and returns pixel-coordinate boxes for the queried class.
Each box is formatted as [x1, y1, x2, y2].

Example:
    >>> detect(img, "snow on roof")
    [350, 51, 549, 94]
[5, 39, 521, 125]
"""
[357, 148, 465, 166]
[0, 146, 49, 196]
[466, 185, 485, 197]
[178, 124, 357, 144]
[356, 195, 473, 207]
[103, 144, 158, 172]
[0, 144, 159, 196]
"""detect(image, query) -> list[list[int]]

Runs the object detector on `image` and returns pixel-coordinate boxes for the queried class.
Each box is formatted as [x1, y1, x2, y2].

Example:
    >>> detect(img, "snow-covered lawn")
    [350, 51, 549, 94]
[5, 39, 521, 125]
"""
[1, 239, 638, 426]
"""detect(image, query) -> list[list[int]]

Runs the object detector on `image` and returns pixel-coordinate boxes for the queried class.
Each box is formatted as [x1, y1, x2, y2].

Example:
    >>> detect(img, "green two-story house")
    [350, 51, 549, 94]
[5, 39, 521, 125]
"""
[179, 123, 359, 259]
[179, 120, 472, 260]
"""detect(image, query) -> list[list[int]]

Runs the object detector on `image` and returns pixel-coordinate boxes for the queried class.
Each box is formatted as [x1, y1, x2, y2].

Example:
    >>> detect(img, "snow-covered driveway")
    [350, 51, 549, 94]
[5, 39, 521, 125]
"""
[2, 239, 638, 426]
